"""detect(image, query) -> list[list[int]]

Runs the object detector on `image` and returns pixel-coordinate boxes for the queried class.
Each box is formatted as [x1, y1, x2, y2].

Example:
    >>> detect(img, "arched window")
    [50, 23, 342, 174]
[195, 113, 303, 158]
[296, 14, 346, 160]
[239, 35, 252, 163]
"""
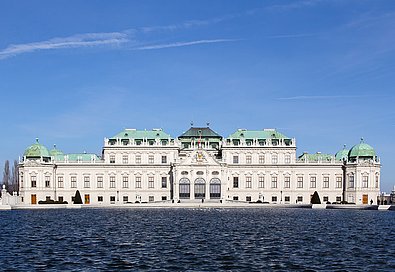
[210, 178, 221, 199]
[179, 178, 190, 199]
[194, 178, 206, 199]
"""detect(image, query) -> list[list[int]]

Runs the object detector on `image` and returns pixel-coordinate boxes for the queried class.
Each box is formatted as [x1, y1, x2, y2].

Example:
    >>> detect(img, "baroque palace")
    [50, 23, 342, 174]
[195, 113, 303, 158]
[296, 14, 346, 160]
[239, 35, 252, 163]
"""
[18, 126, 381, 206]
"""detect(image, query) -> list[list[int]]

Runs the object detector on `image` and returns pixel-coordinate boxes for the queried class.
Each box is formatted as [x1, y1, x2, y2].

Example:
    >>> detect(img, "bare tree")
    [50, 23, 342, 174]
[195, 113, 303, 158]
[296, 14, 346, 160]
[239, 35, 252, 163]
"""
[2, 160, 10, 192]
[11, 160, 19, 193]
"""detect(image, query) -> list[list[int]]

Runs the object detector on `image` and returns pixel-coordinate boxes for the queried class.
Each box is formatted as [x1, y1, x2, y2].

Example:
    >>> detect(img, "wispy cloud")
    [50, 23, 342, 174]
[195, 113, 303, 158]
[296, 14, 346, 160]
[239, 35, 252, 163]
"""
[266, 33, 316, 39]
[278, 95, 382, 100]
[0, 32, 129, 59]
[134, 39, 238, 50]
[268, 0, 325, 11]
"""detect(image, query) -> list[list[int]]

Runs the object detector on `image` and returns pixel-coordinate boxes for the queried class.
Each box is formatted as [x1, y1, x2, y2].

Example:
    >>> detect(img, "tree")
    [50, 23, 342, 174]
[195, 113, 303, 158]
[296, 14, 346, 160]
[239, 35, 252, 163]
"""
[74, 190, 83, 204]
[311, 191, 321, 204]
[2, 160, 10, 193]
[11, 160, 19, 193]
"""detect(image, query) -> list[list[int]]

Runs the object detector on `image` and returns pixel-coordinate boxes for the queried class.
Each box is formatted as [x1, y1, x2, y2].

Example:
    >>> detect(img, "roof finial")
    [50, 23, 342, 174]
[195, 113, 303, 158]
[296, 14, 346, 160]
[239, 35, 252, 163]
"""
[343, 144, 346, 149]
[54, 144, 57, 149]
[36, 138, 39, 143]
[206, 122, 210, 127]
[360, 137, 364, 143]
[190, 121, 194, 127]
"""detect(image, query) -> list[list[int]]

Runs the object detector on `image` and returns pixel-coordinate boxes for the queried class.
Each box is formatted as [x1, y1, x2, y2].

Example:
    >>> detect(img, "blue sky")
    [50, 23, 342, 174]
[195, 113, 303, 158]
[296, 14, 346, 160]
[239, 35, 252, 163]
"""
[0, 0, 394, 192]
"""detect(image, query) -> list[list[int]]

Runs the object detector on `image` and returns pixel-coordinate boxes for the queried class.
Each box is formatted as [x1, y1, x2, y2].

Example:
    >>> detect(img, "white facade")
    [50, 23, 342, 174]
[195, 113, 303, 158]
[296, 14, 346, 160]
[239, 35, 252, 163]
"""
[18, 127, 381, 206]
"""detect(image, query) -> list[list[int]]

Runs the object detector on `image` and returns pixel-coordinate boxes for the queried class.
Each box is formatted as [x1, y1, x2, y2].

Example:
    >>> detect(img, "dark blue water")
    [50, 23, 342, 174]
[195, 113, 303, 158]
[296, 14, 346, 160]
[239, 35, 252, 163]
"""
[0, 208, 394, 271]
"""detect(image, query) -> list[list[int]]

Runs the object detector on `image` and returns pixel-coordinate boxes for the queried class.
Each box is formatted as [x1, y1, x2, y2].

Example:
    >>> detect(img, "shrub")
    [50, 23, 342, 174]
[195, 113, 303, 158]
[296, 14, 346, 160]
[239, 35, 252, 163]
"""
[73, 190, 83, 204]
[311, 191, 321, 204]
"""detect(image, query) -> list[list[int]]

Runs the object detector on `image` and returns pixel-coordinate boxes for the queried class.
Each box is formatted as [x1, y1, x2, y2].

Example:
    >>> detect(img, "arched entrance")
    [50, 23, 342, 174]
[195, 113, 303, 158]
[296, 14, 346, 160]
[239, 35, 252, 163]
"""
[210, 178, 221, 199]
[194, 178, 206, 199]
[179, 178, 190, 199]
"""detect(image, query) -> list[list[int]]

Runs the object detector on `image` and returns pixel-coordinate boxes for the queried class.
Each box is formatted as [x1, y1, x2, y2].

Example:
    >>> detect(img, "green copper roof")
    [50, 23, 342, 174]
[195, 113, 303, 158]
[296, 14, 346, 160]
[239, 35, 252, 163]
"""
[24, 138, 50, 158]
[228, 129, 290, 139]
[349, 140, 375, 158]
[335, 146, 349, 161]
[53, 153, 101, 162]
[298, 152, 334, 162]
[110, 129, 173, 140]
[49, 145, 64, 157]
[179, 127, 222, 139]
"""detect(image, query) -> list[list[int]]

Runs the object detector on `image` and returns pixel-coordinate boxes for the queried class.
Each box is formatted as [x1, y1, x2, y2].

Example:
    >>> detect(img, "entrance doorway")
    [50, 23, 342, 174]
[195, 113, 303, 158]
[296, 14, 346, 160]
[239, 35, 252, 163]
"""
[194, 178, 206, 199]
[210, 178, 221, 199]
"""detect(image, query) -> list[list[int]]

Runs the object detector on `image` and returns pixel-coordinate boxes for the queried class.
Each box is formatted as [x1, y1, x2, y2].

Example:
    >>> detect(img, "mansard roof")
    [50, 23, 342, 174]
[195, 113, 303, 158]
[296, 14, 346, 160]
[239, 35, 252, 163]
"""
[228, 129, 290, 139]
[298, 152, 334, 162]
[53, 153, 101, 162]
[179, 127, 222, 139]
[110, 128, 173, 140]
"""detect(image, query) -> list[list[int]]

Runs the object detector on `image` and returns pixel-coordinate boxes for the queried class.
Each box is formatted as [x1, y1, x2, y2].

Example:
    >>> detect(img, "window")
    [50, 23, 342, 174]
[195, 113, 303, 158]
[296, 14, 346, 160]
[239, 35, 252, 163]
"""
[246, 155, 252, 164]
[259, 155, 265, 164]
[122, 155, 128, 164]
[272, 196, 277, 202]
[161, 156, 167, 164]
[362, 176, 368, 188]
[284, 176, 290, 188]
[148, 155, 154, 164]
[161, 177, 167, 188]
[58, 176, 64, 188]
[97, 176, 103, 188]
[297, 176, 303, 188]
[45, 176, 50, 188]
[323, 176, 329, 188]
[110, 176, 116, 188]
[285, 154, 291, 164]
[323, 196, 329, 202]
[84, 176, 90, 188]
[71, 176, 77, 188]
[272, 154, 278, 164]
[284, 196, 290, 202]
[375, 175, 379, 188]
[122, 176, 129, 188]
[148, 176, 154, 188]
[310, 177, 316, 188]
[271, 176, 277, 188]
[110, 196, 115, 203]
[162, 196, 167, 201]
[258, 176, 264, 188]
[246, 176, 252, 188]
[246, 196, 252, 202]
[297, 196, 303, 202]
[336, 176, 342, 188]
[31, 176, 36, 188]
[109, 155, 115, 164]
[135, 155, 141, 164]
[233, 177, 239, 188]
[349, 175, 354, 188]
[136, 176, 141, 188]
[336, 196, 342, 202]
[233, 156, 239, 164]
[123, 196, 128, 203]
[98, 196, 103, 202]
[149, 196, 154, 202]
[233, 196, 239, 201]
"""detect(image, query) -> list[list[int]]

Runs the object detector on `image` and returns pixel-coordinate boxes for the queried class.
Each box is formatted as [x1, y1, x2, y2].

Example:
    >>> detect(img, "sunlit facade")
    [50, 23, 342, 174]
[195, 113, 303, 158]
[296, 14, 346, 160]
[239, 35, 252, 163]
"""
[18, 126, 381, 206]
